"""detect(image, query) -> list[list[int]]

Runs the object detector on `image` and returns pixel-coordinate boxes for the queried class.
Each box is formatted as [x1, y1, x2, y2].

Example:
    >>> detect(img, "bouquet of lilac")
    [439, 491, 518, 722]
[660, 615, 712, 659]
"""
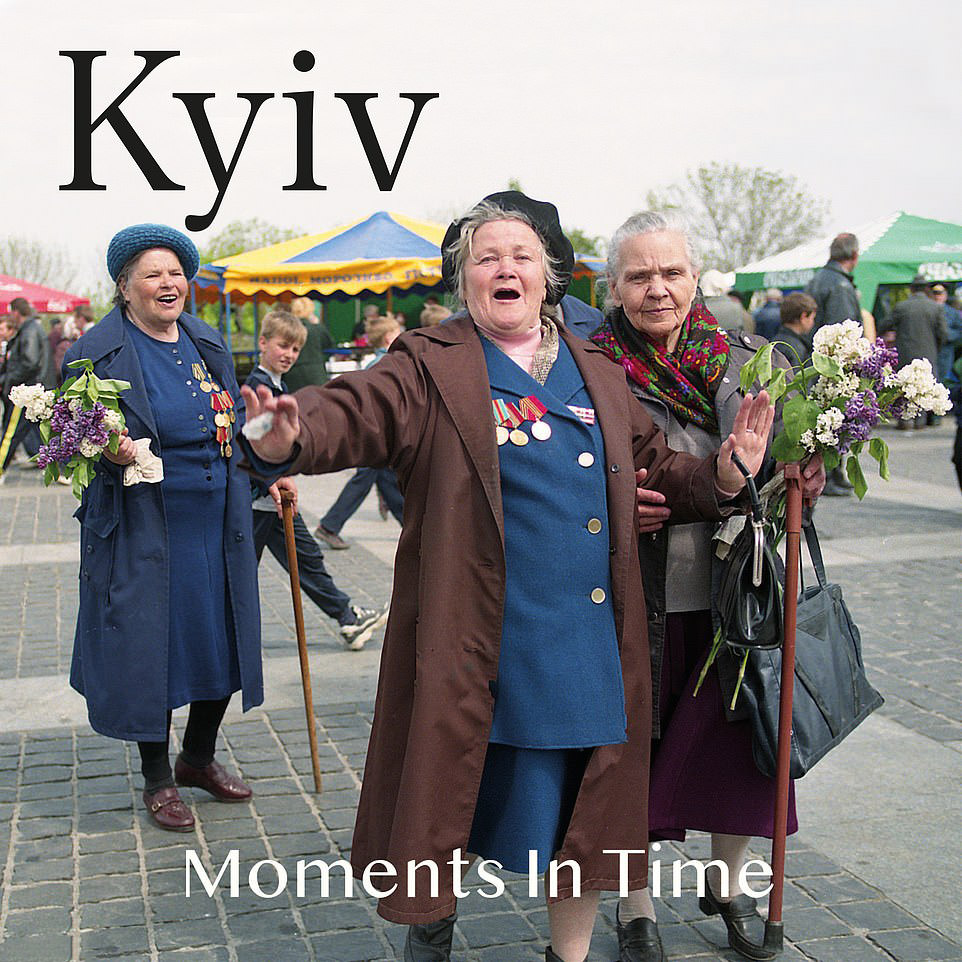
[9, 359, 130, 499]
[738, 320, 952, 499]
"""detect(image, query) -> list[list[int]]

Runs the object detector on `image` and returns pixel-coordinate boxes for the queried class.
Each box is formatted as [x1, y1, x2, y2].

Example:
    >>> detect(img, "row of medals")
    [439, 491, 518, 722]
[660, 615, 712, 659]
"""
[496, 419, 551, 446]
[192, 363, 235, 458]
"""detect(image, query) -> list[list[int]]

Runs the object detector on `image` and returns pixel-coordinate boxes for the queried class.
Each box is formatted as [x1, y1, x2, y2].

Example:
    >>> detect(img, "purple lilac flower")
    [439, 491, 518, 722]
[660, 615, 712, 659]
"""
[855, 339, 899, 380]
[48, 398, 73, 433]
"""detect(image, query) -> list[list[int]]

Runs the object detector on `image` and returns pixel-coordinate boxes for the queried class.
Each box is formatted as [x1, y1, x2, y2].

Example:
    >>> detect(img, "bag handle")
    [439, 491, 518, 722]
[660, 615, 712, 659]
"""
[732, 453, 767, 587]
[801, 516, 829, 590]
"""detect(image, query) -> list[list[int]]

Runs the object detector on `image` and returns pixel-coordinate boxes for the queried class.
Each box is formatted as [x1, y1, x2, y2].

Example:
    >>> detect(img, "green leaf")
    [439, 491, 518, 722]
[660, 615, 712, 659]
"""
[822, 449, 840, 471]
[868, 437, 890, 480]
[64, 373, 88, 395]
[38, 421, 51, 443]
[756, 343, 774, 386]
[87, 381, 99, 402]
[66, 358, 94, 371]
[108, 434, 120, 455]
[781, 395, 820, 442]
[846, 455, 868, 499]
[812, 352, 842, 378]
[771, 432, 807, 462]
[92, 377, 131, 394]
[60, 375, 77, 392]
[43, 464, 56, 487]
[766, 366, 788, 403]
[739, 353, 760, 393]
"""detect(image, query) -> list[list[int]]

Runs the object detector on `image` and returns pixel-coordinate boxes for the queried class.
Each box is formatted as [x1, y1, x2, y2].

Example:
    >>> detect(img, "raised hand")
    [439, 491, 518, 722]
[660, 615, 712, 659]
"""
[716, 391, 775, 495]
[239, 384, 300, 463]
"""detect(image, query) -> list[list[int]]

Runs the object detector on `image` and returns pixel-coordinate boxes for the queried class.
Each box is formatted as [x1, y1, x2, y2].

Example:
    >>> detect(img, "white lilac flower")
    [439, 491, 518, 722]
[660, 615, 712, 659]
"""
[800, 429, 817, 453]
[68, 398, 82, 415]
[8, 384, 55, 422]
[78, 438, 105, 459]
[811, 371, 860, 403]
[814, 408, 844, 446]
[894, 358, 953, 415]
[102, 409, 124, 433]
[811, 320, 872, 366]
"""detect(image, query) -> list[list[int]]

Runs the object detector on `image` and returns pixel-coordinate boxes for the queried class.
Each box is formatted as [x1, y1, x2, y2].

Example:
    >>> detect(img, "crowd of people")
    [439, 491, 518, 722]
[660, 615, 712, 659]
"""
[0, 195, 959, 962]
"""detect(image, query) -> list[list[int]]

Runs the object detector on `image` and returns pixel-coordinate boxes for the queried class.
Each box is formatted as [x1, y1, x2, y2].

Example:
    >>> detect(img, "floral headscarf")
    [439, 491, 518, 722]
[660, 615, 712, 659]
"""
[590, 301, 730, 433]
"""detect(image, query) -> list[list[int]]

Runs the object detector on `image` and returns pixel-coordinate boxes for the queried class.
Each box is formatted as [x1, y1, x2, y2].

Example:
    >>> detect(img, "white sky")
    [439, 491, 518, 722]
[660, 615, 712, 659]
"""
[2, 0, 960, 289]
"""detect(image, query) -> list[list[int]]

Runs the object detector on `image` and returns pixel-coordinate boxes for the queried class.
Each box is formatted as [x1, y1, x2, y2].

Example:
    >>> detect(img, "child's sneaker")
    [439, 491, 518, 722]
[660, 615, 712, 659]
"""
[340, 604, 388, 651]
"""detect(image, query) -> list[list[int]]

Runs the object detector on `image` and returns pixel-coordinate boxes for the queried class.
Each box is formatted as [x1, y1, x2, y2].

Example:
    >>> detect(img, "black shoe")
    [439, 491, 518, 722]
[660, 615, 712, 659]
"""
[616, 908, 665, 961]
[545, 948, 565, 962]
[404, 912, 456, 961]
[822, 479, 853, 497]
[699, 884, 774, 961]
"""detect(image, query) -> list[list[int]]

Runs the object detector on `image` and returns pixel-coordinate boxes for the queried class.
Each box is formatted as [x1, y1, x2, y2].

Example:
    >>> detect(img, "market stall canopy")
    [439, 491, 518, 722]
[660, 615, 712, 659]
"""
[0, 275, 89, 314]
[734, 211, 962, 311]
[196, 211, 446, 301]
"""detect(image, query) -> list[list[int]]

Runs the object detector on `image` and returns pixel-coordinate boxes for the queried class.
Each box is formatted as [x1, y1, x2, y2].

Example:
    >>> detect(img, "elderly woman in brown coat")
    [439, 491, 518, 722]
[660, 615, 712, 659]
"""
[240, 191, 773, 962]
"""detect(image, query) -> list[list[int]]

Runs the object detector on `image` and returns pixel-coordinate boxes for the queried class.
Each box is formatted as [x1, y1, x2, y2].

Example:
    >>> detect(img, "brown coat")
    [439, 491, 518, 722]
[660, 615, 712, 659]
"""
[289, 314, 722, 923]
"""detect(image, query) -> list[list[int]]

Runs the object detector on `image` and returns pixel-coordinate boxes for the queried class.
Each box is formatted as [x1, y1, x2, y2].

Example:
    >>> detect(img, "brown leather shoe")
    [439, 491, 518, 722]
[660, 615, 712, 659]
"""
[174, 757, 252, 802]
[142, 786, 195, 832]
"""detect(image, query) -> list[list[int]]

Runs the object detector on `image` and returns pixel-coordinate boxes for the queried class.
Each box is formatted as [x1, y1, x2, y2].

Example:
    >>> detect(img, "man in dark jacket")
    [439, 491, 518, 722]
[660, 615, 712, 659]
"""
[806, 232, 861, 332]
[1, 297, 50, 469]
[753, 288, 783, 341]
[879, 276, 949, 428]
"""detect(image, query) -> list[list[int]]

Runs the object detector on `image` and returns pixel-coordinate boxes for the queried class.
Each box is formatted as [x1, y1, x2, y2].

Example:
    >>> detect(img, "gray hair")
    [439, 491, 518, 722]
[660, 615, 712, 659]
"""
[604, 210, 699, 314]
[445, 200, 561, 321]
[829, 232, 859, 263]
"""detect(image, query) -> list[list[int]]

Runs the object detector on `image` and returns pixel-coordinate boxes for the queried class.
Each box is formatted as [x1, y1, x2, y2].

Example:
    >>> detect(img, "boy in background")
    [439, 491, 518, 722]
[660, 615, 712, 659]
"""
[247, 310, 387, 650]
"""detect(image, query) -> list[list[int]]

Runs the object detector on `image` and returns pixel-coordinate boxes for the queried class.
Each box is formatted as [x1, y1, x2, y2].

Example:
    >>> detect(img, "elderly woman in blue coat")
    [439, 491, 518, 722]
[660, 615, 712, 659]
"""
[65, 224, 262, 832]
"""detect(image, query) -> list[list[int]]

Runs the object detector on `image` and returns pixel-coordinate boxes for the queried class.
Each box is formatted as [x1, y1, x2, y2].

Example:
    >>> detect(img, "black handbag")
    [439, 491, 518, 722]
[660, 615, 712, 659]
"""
[716, 455, 783, 652]
[738, 520, 884, 779]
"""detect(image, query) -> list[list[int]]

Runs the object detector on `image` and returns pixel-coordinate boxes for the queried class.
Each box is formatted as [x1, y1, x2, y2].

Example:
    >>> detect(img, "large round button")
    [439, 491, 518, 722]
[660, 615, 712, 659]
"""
[590, 587, 606, 604]
[587, 518, 603, 534]
[578, 452, 595, 468]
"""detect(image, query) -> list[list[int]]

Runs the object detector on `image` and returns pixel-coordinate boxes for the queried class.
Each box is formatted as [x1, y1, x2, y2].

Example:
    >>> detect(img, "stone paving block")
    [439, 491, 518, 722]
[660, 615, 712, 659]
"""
[191, 799, 255, 822]
[311, 929, 389, 961]
[320, 806, 357, 831]
[299, 899, 375, 932]
[80, 897, 148, 929]
[831, 898, 922, 932]
[79, 830, 137, 854]
[260, 813, 323, 836]
[3, 905, 72, 935]
[79, 873, 143, 903]
[227, 907, 302, 941]
[0, 934, 73, 962]
[14, 834, 73, 860]
[18, 780, 69, 801]
[16, 815, 72, 839]
[157, 950, 230, 962]
[19, 764, 72, 784]
[458, 911, 540, 947]
[266, 833, 331, 859]
[785, 849, 842, 877]
[150, 891, 221, 923]
[795, 872, 884, 904]
[796, 933, 899, 961]
[198, 815, 261, 840]
[18, 796, 74, 819]
[477, 945, 546, 962]
[6, 880, 72, 910]
[317, 788, 360, 811]
[784, 904, 855, 940]
[148, 867, 192, 897]
[207, 838, 272, 865]
[78, 792, 134, 815]
[11, 854, 73, 883]
[252, 795, 315, 816]
[238, 777, 300, 796]
[235, 939, 312, 962]
[79, 849, 142, 877]
[80, 926, 151, 958]
[869, 927, 962, 960]
[153, 917, 229, 951]
[77, 810, 135, 834]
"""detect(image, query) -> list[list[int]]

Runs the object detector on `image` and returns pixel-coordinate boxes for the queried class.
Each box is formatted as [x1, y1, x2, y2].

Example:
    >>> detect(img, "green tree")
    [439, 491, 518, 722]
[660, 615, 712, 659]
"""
[198, 217, 303, 264]
[646, 162, 829, 272]
[0, 236, 77, 289]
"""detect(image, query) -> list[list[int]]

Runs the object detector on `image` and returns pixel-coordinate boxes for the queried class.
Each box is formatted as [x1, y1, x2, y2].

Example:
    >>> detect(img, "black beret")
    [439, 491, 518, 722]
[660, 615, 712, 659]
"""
[441, 190, 574, 305]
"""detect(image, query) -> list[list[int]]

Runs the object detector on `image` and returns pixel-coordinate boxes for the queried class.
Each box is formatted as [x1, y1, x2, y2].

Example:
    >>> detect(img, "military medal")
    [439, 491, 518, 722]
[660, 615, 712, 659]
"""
[518, 395, 550, 441]
[492, 399, 524, 447]
[192, 363, 213, 392]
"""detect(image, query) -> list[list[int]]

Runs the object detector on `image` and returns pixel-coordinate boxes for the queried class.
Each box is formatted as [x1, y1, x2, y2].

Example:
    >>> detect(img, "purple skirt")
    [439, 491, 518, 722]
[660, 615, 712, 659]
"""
[648, 611, 798, 841]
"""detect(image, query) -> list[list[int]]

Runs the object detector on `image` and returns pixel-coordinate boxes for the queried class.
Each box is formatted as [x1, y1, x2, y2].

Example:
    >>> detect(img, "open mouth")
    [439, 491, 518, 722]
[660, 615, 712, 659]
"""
[493, 288, 521, 301]
[157, 295, 179, 305]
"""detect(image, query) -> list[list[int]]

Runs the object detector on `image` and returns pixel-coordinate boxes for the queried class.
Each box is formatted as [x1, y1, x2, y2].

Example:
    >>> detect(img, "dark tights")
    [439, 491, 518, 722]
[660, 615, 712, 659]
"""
[137, 697, 231, 792]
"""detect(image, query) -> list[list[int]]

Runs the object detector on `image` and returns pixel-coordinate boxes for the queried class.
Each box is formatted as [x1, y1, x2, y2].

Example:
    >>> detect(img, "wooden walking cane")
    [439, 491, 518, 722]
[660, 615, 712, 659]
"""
[279, 489, 323, 794]
[764, 462, 803, 954]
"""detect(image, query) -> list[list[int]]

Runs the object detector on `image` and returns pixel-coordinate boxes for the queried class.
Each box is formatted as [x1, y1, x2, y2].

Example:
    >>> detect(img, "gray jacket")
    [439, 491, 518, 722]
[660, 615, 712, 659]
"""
[632, 330, 787, 736]
[806, 261, 861, 331]
[878, 292, 948, 371]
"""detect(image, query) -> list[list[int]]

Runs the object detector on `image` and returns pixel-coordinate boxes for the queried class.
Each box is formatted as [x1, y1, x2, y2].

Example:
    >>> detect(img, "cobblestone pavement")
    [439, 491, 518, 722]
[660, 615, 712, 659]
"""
[0, 421, 960, 962]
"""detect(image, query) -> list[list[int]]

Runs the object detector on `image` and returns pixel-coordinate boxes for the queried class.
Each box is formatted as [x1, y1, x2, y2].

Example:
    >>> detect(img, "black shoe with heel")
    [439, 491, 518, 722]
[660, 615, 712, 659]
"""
[615, 907, 665, 961]
[699, 883, 774, 961]
[403, 912, 456, 961]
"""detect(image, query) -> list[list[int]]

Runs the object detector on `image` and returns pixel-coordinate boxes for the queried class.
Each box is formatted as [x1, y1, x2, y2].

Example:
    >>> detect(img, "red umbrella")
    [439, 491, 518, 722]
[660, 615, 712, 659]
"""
[0, 275, 89, 314]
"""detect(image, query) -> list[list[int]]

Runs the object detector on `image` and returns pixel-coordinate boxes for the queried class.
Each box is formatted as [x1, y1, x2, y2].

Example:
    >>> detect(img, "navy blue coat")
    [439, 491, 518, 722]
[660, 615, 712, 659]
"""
[559, 294, 604, 339]
[65, 308, 263, 741]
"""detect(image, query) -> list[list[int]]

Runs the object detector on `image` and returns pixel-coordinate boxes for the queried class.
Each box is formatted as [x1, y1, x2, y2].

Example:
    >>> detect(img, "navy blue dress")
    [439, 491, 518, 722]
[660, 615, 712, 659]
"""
[127, 320, 241, 710]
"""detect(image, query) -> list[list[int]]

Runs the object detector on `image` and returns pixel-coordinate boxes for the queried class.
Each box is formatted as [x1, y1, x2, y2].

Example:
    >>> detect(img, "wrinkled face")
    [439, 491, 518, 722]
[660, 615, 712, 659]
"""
[122, 248, 187, 330]
[463, 220, 546, 337]
[609, 230, 699, 352]
[258, 335, 301, 374]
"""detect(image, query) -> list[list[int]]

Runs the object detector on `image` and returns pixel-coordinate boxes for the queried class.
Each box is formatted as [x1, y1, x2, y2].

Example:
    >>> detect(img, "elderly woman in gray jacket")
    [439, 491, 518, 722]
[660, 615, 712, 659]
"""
[590, 211, 824, 962]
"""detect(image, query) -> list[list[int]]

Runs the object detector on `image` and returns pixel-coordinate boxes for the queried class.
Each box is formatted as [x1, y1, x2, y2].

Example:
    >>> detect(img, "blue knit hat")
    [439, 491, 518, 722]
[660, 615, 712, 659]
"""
[106, 223, 200, 282]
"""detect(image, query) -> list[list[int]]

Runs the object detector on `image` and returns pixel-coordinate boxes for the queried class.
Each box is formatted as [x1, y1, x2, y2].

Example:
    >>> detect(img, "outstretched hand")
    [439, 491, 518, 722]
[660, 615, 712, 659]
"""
[239, 385, 301, 463]
[716, 391, 775, 495]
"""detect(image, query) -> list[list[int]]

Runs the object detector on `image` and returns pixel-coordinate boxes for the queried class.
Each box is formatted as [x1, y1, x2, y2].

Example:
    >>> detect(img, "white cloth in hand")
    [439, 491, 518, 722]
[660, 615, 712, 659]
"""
[123, 437, 164, 486]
